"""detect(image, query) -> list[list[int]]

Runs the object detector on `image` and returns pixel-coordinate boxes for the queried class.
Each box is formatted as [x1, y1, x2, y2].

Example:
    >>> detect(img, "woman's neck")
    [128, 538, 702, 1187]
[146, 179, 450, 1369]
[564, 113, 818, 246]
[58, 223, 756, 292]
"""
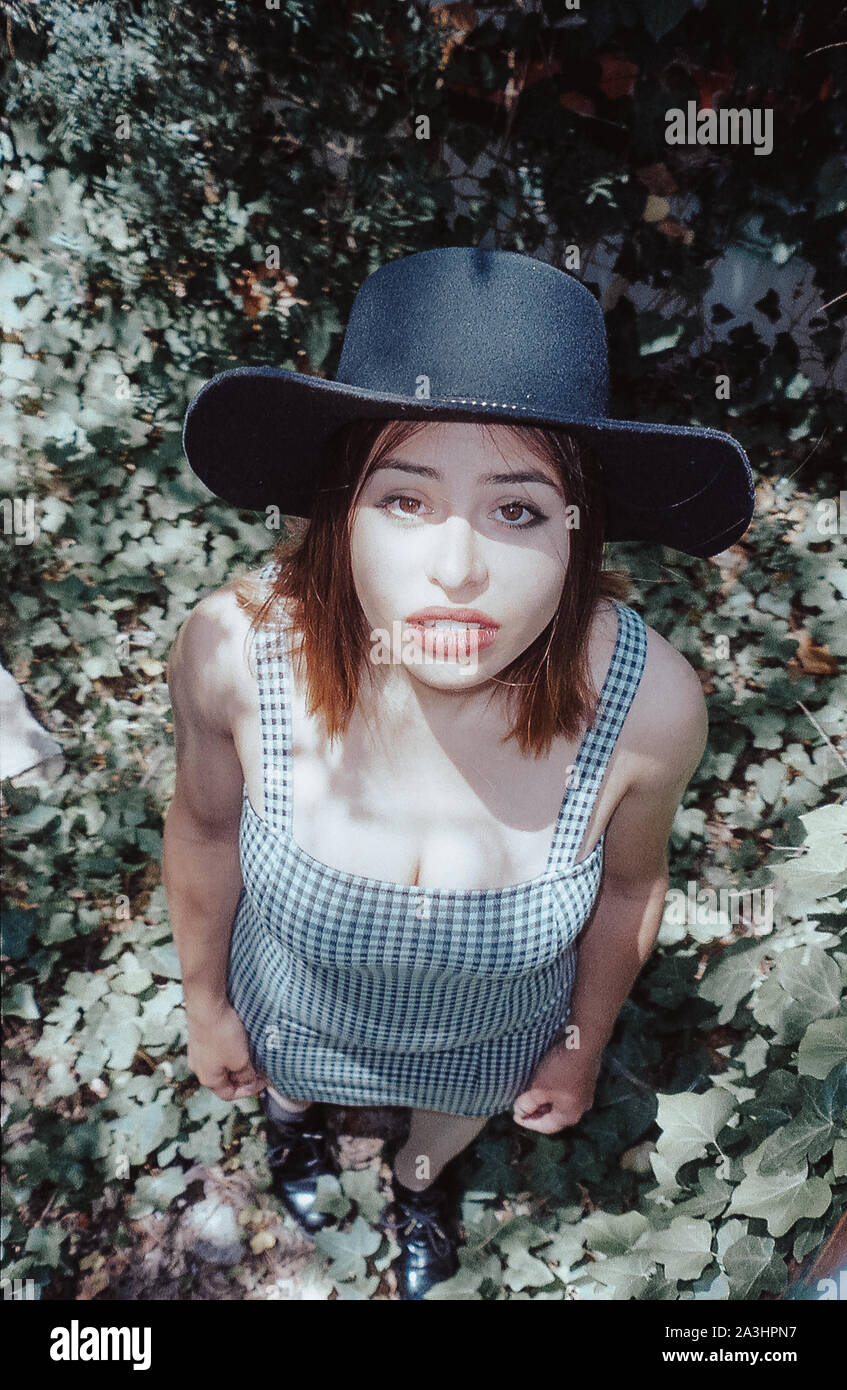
[351, 658, 513, 776]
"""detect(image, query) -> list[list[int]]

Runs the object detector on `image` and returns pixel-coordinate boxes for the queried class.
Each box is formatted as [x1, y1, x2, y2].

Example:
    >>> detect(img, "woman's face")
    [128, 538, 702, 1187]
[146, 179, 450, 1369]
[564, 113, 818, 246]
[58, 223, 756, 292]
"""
[349, 422, 572, 689]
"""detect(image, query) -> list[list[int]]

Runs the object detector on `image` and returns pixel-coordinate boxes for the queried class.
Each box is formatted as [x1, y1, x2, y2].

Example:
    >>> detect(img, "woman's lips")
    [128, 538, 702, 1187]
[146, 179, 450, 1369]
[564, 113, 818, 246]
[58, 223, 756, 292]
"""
[404, 618, 499, 657]
[406, 607, 498, 626]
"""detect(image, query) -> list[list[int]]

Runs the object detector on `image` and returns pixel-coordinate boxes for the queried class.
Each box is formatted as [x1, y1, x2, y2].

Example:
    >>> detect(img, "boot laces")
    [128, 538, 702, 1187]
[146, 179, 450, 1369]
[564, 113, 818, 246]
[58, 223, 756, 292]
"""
[391, 1196, 455, 1257]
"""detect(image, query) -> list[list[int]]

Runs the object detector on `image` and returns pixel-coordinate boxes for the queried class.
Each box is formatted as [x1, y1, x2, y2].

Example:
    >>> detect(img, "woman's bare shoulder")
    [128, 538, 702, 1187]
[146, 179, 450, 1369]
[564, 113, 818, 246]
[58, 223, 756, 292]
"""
[624, 611, 709, 768]
[167, 567, 290, 719]
[171, 567, 268, 645]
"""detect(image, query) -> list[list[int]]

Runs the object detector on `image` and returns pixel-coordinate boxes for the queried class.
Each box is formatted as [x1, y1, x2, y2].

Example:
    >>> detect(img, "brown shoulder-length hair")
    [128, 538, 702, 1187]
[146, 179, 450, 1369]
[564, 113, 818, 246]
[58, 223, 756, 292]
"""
[234, 417, 631, 758]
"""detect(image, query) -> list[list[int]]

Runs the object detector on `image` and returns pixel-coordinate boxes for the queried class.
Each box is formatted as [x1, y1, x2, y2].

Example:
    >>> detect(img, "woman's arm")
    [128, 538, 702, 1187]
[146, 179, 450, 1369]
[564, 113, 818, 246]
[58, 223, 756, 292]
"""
[162, 595, 250, 1017]
[162, 594, 268, 1100]
[514, 641, 709, 1132]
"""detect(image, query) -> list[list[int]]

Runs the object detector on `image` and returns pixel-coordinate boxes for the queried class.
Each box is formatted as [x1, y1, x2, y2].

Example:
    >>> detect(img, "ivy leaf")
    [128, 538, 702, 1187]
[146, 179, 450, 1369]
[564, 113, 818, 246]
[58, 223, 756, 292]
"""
[737, 1033, 769, 1077]
[581, 1209, 650, 1256]
[697, 939, 772, 1024]
[422, 1261, 490, 1299]
[111, 1097, 181, 1164]
[468, 1135, 519, 1195]
[663, 1168, 733, 1221]
[639, 1215, 714, 1282]
[525, 1133, 575, 1200]
[5, 1139, 51, 1191]
[185, 1088, 232, 1123]
[75, 1032, 110, 1082]
[463, 1207, 503, 1247]
[2, 982, 41, 1020]
[752, 946, 842, 1043]
[653, 1088, 736, 1177]
[504, 1245, 557, 1292]
[649, 1149, 683, 1192]
[690, 1269, 732, 1299]
[799, 804, 847, 843]
[727, 1151, 832, 1238]
[24, 1223, 68, 1269]
[147, 941, 182, 979]
[138, 982, 185, 1047]
[103, 1018, 143, 1071]
[5, 805, 62, 837]
[127, 1167, 187, 1219]
[793, 1224, 827, 1264]
[339, 1168, 385, 1225]
[313, 1214, 381, 1282]
[796, 1015, 847, 1080]
[541, 1222, 589, 1277]
[177, 1118, 223, 1165]
[332, 1275, 381, 1300]
[715, 1218, 748, 1261]
[112, 952, 154, 995]
[310, 1173, 352, 1220]
[766, 806, 847, 915]
[64, 973, 109, 1006]
[589, 1249, 656, 1299]
[722, 1234, 787, 1298]
[756, 1072, 843, 1174]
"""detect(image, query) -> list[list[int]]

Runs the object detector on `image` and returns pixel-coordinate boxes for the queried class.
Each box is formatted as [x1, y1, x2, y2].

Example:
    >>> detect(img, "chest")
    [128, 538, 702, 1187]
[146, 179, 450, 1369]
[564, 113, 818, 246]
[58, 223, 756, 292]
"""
[231, 670, 626, 896]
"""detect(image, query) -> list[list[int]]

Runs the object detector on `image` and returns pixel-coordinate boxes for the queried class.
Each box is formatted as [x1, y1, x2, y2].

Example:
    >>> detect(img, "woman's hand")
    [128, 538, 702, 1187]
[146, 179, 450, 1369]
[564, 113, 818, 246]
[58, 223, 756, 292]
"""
[186, 998, 269, 1101]
[512, 1049, 602, 1135]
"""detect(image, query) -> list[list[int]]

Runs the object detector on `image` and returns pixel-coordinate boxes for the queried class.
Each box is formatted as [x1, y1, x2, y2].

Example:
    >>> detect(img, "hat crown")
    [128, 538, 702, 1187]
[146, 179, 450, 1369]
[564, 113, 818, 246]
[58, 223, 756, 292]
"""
[336, 247, 609, 418]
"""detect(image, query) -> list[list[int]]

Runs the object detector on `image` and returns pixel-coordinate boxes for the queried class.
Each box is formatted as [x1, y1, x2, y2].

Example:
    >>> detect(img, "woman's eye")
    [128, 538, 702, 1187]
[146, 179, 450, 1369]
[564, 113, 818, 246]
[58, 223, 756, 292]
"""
[376, 496, 547, 527]
[378, 495, 425, 517]
[495, 501, 546, 528]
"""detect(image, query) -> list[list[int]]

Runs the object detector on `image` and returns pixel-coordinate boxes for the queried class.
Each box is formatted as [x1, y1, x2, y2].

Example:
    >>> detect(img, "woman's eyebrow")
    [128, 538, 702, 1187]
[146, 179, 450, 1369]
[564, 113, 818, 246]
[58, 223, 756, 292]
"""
[371, 457, 560, 489]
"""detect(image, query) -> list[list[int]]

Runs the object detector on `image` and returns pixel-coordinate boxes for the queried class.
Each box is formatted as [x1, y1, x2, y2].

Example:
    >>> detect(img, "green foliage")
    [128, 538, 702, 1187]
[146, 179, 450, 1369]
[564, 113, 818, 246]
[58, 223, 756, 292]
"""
[1, 0, 844, 1299]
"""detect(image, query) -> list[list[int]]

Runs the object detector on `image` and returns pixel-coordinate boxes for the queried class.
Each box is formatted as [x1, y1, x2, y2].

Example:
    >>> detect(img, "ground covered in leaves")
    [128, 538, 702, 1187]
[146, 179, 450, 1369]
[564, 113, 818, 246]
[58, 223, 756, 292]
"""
[2, 4, 846, 1296]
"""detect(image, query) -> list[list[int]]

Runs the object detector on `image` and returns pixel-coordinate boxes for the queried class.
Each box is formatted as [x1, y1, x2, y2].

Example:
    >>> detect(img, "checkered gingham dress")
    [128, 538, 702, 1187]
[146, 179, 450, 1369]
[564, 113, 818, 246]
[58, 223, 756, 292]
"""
[226, 563, 648, 1117]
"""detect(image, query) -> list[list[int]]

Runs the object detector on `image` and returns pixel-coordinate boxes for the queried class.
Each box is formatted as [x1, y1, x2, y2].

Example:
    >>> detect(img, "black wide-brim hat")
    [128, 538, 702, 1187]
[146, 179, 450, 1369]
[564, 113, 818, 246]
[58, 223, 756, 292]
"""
[183, 247, 755, 559]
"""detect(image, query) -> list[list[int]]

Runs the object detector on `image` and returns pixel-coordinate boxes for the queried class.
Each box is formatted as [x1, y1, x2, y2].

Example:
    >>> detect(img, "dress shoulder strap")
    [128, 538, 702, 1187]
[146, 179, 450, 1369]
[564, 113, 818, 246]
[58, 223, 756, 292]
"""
[548, 600, 648, 870]
[245, 560, 294, 834]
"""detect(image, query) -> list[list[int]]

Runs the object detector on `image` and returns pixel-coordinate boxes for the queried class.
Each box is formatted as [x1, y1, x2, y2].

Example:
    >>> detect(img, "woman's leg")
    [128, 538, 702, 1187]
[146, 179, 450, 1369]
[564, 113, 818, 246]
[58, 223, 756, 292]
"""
[392, 1107, 490, 1191]
[264, 1084, 313, 1116]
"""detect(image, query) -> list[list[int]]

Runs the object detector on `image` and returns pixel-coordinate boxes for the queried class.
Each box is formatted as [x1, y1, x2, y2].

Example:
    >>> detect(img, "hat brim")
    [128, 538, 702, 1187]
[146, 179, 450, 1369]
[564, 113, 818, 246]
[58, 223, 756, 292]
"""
[182, 367, 755, 559]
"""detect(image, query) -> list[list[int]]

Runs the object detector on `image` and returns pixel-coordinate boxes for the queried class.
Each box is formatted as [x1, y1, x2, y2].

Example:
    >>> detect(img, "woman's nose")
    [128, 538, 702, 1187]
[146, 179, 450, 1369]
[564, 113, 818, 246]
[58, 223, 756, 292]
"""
[426, 513, 487, 590]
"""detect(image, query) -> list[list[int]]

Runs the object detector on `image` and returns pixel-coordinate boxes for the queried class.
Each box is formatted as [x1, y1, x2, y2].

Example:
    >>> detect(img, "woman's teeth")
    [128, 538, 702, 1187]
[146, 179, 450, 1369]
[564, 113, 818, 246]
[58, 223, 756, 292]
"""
[418, 620, 486, 629]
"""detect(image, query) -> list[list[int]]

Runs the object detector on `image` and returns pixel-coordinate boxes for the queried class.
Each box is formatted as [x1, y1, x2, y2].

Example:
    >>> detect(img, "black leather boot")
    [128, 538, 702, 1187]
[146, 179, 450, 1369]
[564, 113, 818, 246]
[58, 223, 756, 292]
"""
[259, 1091, 341, 1236]
[381, 1160, 463, 1299]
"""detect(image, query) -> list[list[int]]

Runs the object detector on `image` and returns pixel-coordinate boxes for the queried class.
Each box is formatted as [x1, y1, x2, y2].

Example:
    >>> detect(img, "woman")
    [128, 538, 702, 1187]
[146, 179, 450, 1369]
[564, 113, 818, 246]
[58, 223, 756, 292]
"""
[165, 247, 754, 1299]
